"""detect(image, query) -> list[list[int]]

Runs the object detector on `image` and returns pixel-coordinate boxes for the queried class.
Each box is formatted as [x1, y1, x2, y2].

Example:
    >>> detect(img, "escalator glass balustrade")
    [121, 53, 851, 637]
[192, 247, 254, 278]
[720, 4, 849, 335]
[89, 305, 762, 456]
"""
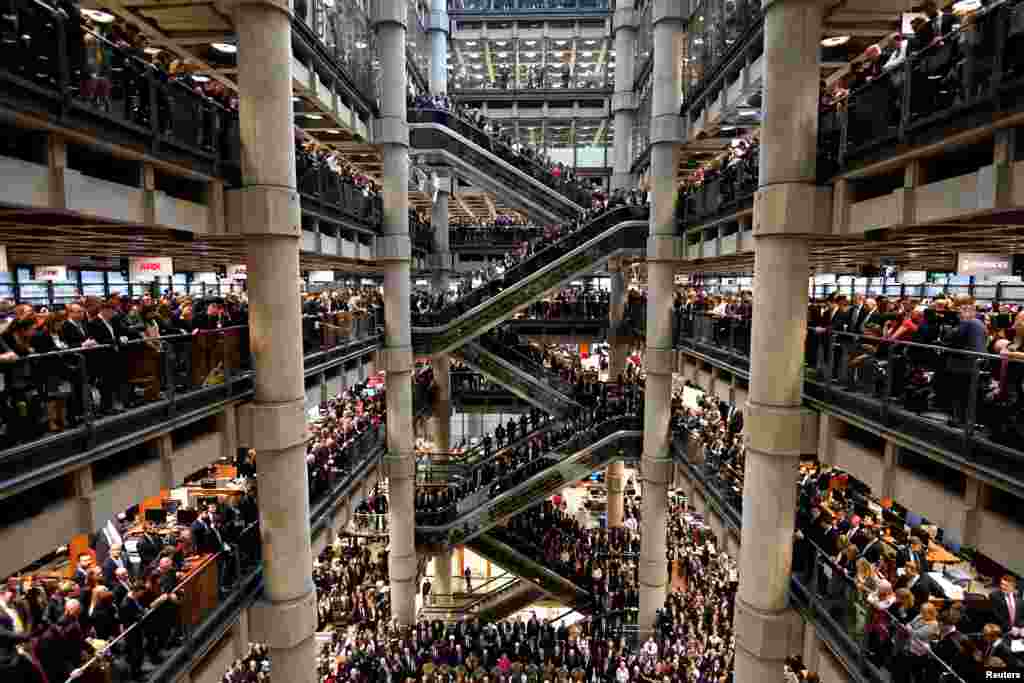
[412, 205, 649, 355]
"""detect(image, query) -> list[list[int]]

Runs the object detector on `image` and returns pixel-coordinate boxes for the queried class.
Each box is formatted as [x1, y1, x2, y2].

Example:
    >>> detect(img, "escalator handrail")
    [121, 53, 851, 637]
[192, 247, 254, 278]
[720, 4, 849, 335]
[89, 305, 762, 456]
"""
[408, 109, 585, 212]
[415, 417, 643, 535]
[412, 208, 649, 336]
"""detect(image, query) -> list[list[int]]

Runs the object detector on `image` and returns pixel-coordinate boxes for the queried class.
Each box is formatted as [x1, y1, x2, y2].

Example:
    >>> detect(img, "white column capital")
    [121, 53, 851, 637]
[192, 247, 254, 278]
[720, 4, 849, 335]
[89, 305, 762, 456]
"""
[650, 114, 684, 146]
[753, 184, 833, 237]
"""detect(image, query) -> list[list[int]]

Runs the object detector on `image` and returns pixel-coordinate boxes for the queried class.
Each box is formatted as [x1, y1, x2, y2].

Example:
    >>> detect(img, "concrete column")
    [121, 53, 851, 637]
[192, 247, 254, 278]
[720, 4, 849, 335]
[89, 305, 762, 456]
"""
[606, 461, 625, 528]
[434, 549, 453, 597]
[432, 353, 451, 451]
[228, 1, 317, 680]
[610, 0, 638, 192]
[638, 0, 684, 637]
[736, 1, 823, 681]
[375, 0, 417, 627]
[428, 0, 449, 96]
[608, 260, 628, 380]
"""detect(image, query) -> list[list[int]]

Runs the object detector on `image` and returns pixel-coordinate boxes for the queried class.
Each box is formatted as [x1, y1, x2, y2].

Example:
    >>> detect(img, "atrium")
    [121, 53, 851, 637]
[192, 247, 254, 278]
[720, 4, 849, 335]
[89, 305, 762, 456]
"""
[0, 0, 1021, 682]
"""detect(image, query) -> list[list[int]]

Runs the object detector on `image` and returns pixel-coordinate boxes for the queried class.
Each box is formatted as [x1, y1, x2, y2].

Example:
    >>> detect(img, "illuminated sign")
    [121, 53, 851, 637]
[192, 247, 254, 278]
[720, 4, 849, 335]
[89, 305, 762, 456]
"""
[129, 257, 173, 282]
[36, 265, 67, 282]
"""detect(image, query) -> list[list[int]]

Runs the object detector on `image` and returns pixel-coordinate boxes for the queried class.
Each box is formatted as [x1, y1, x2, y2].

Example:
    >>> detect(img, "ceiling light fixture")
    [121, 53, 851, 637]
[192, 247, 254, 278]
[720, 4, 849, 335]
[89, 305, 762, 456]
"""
[466, 40, 478, 46]
[821, 35, 851, 47]
[952, 0, 981, 11]
[81, 8, 115, 23]
[211, 42, 238, 54]
[305, 113, 324, 119]
[192, 75, 210, 83]
[144, 47, 162, 56]
[355, 41, 368, 49]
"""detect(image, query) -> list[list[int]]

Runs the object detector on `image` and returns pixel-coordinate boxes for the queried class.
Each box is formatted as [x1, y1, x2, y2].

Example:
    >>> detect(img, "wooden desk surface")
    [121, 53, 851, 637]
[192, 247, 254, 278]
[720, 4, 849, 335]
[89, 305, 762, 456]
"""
[928, 541, 960, 564]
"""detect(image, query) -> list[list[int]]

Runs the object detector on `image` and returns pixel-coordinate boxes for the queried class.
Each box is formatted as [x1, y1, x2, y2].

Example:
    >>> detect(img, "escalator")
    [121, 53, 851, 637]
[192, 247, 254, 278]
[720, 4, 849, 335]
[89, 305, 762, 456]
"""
[457, 340, 580, 417]
[468, 532, 594, 613]
[414, 415, 642, 547]
[409, 110, 585, 225]
[412, 205, 650, 356]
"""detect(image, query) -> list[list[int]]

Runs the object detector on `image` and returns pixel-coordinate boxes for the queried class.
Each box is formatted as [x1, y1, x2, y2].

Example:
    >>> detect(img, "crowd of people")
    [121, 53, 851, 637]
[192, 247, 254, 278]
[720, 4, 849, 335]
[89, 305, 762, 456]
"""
[677, 136, 759, 218]
[0, 292, 249, 441]
[306, 384, 387, 505]
[221, 643, 271, 683]
[314, 537, 391, 632]
[0, 486, 259, 683]
[502, 503, 641, 621]
[408, 94, 588, 200]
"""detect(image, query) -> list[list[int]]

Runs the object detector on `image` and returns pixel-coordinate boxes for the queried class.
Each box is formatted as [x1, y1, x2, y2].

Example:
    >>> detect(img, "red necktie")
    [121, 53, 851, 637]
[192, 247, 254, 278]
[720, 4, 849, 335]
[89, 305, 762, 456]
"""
[1010, 592, 1016, 626]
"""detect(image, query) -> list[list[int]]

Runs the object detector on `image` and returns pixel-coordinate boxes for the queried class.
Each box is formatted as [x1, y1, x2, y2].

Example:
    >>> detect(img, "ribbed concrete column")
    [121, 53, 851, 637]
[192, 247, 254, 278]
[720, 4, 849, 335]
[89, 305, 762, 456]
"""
[637, 0, 684, 637]
[231, 1, 315, 680]
[428, 0, 449, 96]
[432, 351, 451, 451]
[735, 0, 823, 680]
[434, 549, 453, 596]
[431, 177, 452, 452]
[375, 0, 417, 627]
[608, 260, 628, 380]
[611, 0, 639, 192]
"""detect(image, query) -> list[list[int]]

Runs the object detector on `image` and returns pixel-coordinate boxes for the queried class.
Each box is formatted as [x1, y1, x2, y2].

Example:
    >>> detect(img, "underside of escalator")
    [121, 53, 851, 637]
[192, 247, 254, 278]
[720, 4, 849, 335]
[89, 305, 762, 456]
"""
[414, 416, 642, 546]
[456, 337, 580, 417]
[412, 205, 650, 356]
[408, 109, 585, 224]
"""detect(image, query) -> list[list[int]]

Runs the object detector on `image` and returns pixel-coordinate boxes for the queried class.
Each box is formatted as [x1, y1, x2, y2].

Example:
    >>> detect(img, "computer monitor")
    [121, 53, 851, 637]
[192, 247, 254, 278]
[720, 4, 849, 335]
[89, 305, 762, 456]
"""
[144, 509, 166, 524]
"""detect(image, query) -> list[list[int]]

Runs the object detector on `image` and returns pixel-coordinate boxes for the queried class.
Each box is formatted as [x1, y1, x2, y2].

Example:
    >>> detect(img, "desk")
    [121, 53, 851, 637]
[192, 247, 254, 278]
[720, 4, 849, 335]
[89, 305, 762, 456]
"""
[927, 541, 960, 565]
[929, 571, 966, 601]
[178, 553, 220, 629]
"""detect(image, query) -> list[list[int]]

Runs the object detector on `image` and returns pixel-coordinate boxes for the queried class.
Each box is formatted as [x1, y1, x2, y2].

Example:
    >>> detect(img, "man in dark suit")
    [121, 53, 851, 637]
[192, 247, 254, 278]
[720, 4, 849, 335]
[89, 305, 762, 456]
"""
[991, 575, 1024, 637]
[61, 303, 94, 349]
[72, 554, 92, 588]
[895, 560, 939, 608]
[897, 536, 931, 576]
[87, 300, 133, 413]
[120, 581, 150, 676]
[101, 543, 129, 585]
[190, 506, 224, 555]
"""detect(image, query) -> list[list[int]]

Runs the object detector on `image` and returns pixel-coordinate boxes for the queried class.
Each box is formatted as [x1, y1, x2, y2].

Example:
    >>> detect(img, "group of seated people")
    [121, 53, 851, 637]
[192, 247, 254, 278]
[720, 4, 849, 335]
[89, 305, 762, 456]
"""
[0, 487, 259, 683]
[314, 536, 390, 632]
[306, 385, 387, 504]
[0, 293, 248, 442]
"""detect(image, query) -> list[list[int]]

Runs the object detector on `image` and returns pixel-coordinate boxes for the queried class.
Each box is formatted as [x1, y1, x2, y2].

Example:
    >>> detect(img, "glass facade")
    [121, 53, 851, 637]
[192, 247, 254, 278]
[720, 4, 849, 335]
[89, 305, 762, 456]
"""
[450, 36, 612, 91]
[685, 0, 761, 103]
[447, 0, 610, 13]
[293, 0, 379, 105]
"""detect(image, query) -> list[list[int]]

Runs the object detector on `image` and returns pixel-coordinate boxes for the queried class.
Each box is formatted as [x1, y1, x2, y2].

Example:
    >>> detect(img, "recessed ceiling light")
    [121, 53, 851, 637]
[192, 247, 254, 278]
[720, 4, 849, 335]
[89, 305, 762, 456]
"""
[211, 42, 237, 54]
[355, 41, 368, 49]
[144, 47, 162, 56]
[466, 40, 477, 46]
[81, 8, 115, 23]
[582, 51, 593, 57]
[495, 40, 508, 46]
[952, 0, 980, 12]
[305, 113, 324, 119]
[192, 75, 210, 83]
[292, 96, 301, 102]
[821, 35, 850, 47]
